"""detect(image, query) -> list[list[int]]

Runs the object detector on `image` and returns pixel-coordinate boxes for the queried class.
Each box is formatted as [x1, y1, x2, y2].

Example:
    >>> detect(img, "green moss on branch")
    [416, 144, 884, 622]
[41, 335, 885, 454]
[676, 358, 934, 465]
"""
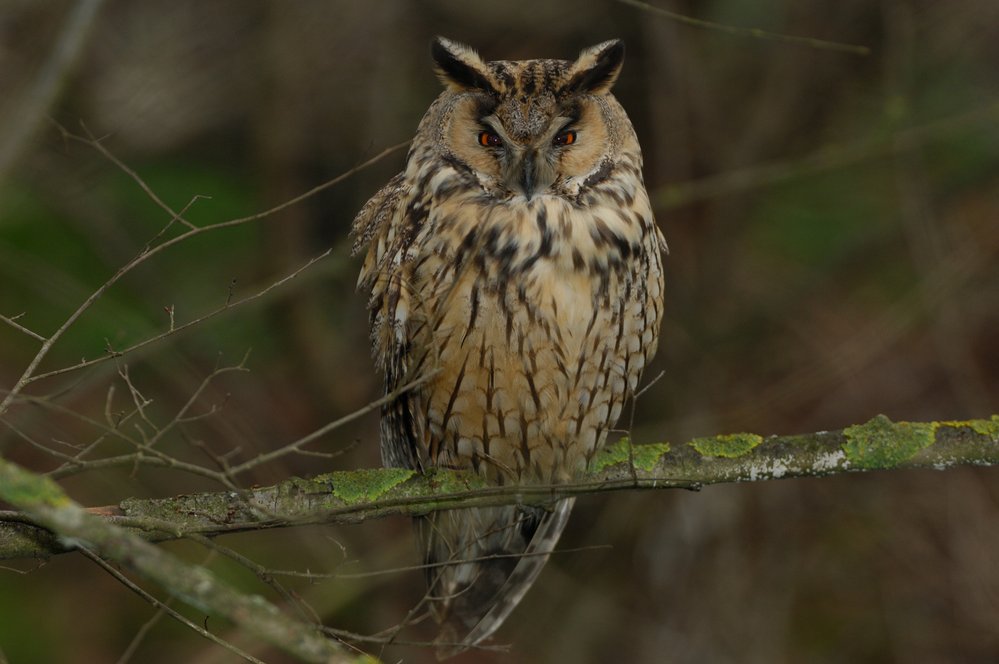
[2, 414, 998, 564]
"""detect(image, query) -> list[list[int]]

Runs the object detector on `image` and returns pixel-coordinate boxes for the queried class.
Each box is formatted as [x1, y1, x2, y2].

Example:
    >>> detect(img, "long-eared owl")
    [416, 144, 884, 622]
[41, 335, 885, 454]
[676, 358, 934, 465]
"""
[352, 37, 666, 654]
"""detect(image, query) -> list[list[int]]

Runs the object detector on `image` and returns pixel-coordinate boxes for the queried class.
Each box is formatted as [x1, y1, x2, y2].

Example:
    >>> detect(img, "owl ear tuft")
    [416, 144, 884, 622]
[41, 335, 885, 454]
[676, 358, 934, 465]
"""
[564, 39, 625, 95]
[431, 37, 498, 94]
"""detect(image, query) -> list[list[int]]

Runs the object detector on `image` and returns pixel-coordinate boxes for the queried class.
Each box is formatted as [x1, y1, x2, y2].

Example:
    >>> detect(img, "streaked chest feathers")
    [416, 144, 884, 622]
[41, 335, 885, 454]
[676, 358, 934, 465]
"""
[358, 151, 664, 482]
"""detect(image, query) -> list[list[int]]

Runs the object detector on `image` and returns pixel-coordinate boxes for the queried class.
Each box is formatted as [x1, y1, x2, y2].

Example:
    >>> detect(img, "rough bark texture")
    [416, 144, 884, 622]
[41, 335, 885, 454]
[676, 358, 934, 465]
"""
[4, 414, 996, 561]
[0, 459, 371, 664]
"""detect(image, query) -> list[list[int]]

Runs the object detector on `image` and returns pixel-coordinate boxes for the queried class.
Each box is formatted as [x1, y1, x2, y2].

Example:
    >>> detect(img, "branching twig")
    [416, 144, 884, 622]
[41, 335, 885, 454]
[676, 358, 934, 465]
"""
[6, 391, 233, 485]
[29, 248, 335, 384]
[7, 357, 428, 496]
[0, 313, 47, 342]
[0, 137, 407, 418]
[77, 123, 198, 230]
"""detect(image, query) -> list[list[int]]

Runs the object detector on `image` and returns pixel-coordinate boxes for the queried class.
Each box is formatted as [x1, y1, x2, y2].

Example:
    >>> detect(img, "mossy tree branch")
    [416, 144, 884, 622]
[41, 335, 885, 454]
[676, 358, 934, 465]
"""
[3, 414, 997, 563]
[0, 457, 372, 664]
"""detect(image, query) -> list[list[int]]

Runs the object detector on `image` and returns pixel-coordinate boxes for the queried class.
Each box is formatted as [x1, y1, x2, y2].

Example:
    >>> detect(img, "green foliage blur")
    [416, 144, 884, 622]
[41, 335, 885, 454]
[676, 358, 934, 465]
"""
[1, 1, 998, 663]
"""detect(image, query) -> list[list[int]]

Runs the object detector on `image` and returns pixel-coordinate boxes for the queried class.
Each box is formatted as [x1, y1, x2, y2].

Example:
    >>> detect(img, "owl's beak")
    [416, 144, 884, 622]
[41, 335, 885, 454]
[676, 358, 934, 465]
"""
[507, 148, 555, 201]
[517, 152, 537, 200]
[516, 151, 538, 201]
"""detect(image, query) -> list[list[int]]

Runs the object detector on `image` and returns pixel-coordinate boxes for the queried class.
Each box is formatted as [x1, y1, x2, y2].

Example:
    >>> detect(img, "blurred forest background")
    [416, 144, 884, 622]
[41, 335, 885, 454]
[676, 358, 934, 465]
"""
[1, 1, 998, 662]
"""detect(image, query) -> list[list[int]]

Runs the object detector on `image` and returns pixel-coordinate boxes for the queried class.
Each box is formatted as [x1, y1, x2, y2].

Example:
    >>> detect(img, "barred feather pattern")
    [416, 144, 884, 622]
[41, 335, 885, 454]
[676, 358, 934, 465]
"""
[352, 37, 665, 656]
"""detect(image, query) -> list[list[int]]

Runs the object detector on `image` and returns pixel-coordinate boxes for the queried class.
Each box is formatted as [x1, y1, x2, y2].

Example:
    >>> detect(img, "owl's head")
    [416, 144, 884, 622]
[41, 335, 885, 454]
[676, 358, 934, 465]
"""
[421, 37, 638, 201]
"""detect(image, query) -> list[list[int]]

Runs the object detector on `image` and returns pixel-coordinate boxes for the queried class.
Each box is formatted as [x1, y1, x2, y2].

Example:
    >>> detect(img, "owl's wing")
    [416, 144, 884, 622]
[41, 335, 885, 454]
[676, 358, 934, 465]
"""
[352, 172, 431, 471]
[350, 171, 407, 261]
[379, 338, 430, 471]
[424, 498, 576, 658]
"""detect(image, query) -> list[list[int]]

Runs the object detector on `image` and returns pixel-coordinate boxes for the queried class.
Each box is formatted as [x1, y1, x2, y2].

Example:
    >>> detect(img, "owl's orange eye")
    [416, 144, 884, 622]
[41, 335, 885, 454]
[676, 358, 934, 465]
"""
[553, 130, 577, 146]
[478, 130, 503, 147]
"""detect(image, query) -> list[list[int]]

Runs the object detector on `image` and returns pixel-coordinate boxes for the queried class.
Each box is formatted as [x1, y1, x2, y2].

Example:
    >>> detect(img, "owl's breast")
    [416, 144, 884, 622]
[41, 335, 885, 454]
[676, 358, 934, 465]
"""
[409, 193, 664, 482]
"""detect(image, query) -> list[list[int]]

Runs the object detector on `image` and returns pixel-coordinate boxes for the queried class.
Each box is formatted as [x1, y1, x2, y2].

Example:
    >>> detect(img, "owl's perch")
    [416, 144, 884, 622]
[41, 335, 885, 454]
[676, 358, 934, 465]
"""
[2, 414, 997, 562]
[0, 459, 366, 664]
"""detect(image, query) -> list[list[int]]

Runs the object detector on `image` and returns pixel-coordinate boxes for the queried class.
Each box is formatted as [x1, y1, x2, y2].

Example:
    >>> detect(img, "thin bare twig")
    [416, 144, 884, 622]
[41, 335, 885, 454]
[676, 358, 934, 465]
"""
[625, 369, 666, 485]
[186, 534, 323, 626]
[653, 101, 999, 210]
[1, 418, 90, 464]
[619, 0, 870, 55]
[265, 544, 613, 581]
[116, 597, 174, 664]
[228, 370, 439, 477]
[0, 0, 106, 179]
[28, 248, 333, 383]
[77, 123, 197, 230]
[6, 391, 232, 485]
[78, 546, 267, 664]
[0, 314, 46, 342]
[129, 352, 250, 453]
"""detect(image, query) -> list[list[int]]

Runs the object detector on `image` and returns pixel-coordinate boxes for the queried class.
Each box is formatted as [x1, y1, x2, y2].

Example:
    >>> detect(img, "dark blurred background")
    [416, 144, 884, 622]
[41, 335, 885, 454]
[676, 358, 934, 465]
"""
[1, 1, 998, 662]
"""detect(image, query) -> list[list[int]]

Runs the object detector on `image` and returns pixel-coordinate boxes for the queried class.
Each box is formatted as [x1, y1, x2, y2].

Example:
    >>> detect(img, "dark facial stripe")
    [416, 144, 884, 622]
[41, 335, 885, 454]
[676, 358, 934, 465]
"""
[474, 94, 499, 118]
[560, 99, 582, 126]
[491, 62, 516, 90]
[542, 61, 562, 94]
[520, 61, 538, 96]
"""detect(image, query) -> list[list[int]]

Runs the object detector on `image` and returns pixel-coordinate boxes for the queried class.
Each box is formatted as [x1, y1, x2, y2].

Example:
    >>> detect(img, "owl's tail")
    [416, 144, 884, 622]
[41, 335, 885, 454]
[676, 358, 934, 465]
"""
[417, 498, 575, 659]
